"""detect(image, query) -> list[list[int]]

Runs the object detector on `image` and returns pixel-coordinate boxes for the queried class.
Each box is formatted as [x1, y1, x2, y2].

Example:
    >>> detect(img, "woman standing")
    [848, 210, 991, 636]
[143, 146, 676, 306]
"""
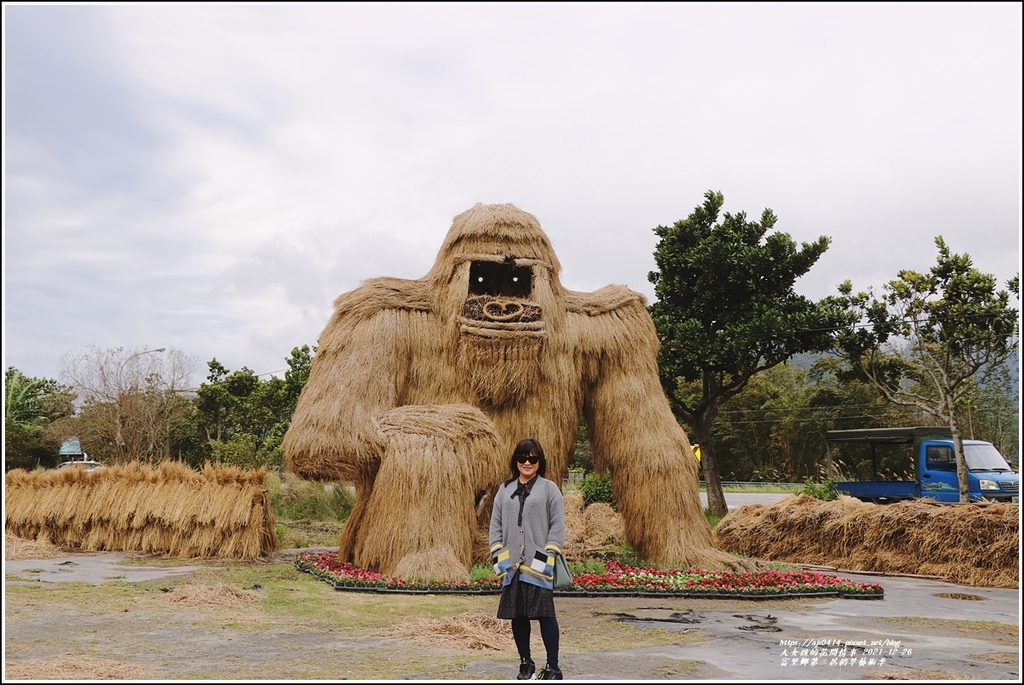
[489, 438, 566, 680]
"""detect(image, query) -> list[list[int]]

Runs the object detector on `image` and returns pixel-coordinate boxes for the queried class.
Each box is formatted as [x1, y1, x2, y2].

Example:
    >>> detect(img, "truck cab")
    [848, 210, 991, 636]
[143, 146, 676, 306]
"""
[918, 438, 1018, 503]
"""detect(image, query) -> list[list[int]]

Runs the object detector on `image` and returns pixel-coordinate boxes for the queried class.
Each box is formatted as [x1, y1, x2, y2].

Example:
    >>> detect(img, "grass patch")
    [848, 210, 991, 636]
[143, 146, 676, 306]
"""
[704, 509, 723, 528]
[879, 616, 1018, 644]
[265, 471, 354, 522]
[274, 519, 344, 549]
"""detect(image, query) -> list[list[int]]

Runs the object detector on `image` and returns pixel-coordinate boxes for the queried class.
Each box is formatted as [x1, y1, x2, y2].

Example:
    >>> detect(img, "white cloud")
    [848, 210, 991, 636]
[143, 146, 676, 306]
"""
[4, 2, 1020, 387]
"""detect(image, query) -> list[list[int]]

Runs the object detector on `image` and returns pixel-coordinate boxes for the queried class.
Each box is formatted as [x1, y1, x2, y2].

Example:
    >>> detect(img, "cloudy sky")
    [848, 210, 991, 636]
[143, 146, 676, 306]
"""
[4, 2, 1021, 389]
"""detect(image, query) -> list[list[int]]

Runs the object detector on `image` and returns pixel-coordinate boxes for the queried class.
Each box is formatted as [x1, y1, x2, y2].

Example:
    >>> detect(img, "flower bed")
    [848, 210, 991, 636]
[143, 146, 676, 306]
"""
[294, 551, 884, 599]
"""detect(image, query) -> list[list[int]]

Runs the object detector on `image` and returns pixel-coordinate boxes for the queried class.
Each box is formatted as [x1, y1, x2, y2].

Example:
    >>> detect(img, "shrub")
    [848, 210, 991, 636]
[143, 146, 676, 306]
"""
[578, 471, 617, 510]
[798, 477, 839, 501]
[267, 471, 355, 521]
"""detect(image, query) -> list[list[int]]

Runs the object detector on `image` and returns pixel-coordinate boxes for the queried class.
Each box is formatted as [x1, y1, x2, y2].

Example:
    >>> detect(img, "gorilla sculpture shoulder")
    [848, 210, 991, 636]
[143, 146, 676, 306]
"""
[283, 202, 735, 579]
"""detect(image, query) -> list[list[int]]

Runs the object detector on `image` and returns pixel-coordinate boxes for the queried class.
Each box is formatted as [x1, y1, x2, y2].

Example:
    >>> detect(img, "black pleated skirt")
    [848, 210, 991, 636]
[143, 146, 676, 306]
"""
[497, 578, 556, 619]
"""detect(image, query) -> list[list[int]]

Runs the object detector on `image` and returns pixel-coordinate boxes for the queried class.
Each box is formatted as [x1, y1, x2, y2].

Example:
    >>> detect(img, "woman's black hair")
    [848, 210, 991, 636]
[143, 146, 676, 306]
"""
[505, 437, 547, 483]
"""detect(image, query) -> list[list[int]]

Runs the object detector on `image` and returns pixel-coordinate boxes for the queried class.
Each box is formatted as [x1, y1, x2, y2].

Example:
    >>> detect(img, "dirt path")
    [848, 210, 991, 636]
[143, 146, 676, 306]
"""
[3, 549, 1019, 681]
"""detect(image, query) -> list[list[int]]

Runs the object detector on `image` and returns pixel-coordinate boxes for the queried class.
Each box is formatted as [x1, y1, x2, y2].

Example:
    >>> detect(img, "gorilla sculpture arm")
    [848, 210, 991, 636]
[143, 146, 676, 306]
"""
[570, 287, 733, 567]
[284, 277, 444, 479]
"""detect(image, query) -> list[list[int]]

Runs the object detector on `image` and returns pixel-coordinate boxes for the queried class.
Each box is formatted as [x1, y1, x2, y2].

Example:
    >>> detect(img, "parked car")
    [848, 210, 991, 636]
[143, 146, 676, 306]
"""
[57, 456, 104, 471]
[57, 437, 103, 471]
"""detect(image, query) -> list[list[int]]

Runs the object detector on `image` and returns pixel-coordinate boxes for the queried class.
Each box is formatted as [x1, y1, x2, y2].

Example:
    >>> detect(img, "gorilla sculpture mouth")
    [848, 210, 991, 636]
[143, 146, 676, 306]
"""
[462, 295, 543, 324]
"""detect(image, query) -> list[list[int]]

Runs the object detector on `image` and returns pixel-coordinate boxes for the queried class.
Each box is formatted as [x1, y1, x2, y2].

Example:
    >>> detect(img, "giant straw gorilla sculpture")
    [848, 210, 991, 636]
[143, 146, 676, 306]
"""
[283, 203, 736, 580]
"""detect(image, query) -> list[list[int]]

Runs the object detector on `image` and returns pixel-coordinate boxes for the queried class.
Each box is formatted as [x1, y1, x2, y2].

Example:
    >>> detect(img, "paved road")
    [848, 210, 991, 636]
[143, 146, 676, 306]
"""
[700, 491, 795, 509]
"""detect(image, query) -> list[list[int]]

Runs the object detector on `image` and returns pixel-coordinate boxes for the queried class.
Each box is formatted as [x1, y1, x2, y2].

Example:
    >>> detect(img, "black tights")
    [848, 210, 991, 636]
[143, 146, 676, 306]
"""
[511, 616, 559, 669]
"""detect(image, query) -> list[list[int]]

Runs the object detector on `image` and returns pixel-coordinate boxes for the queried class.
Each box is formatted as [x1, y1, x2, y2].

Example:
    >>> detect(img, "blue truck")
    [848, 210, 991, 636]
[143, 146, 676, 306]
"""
[826, 426, 1018, 504]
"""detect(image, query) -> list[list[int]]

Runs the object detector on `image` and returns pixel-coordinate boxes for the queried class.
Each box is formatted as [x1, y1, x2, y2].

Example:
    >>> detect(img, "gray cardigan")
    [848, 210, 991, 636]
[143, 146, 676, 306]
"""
[488, 475, 566, 589]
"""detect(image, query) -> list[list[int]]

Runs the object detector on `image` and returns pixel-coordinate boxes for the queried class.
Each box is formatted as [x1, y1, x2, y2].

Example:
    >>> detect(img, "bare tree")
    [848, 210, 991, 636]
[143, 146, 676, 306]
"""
[57, 346, 198, 464]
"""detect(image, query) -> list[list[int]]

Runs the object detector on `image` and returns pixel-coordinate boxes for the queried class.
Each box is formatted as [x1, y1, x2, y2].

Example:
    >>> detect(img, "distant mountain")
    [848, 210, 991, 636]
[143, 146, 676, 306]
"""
[784, 345, 1019, 397]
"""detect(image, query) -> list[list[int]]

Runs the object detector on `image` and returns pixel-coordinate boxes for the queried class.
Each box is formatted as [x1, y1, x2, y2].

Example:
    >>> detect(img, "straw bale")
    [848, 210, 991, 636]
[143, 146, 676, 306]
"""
[550, 492, 630, 560]
[581, 502, 625, 550]
[562, 490, 587, 556]
[4, 462, 279, 560]
[714, 497, 1018, 588]
[283, 202, 736, 580]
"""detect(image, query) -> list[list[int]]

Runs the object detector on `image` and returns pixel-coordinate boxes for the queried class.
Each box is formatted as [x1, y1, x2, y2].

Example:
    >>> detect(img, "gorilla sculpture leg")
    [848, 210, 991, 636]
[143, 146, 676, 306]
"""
[351, 405, 503, 580]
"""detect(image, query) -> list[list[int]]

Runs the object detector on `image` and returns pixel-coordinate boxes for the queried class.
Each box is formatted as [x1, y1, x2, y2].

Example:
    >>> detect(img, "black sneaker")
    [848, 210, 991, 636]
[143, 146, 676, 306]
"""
[537, 664, 563, 680]
[517, 658, 535, 680]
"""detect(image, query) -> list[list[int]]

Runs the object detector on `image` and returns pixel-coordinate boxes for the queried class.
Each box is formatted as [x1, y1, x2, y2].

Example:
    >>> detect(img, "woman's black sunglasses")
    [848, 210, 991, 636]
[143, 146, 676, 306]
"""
[516, 455, 540, 464]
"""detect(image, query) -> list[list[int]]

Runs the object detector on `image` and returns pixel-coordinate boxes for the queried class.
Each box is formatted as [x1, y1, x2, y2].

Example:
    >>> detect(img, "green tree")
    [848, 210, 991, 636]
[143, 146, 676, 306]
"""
[283, 345, 314, 410]
[958, 358, 1018, 467]
[802, 355, 922, 478]
[709, 357, 924, 483]
[569, 420, 594, 472]
[4, 368, 76, 470]
[193, 346, 314, 469]
[713, 364, 816, 483]
[167, 401, 211, 467]
[648, 190, 856, 515]
[834, 237, 1019, 502]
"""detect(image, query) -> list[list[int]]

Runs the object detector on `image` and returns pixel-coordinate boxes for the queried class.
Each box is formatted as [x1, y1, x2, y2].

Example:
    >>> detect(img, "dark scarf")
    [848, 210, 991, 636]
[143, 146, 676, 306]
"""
[511, 476, 537, 526]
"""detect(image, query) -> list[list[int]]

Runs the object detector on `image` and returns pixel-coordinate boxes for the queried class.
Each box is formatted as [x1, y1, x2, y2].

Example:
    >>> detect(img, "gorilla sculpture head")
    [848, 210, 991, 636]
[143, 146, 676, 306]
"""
[426, 203, 567, 407]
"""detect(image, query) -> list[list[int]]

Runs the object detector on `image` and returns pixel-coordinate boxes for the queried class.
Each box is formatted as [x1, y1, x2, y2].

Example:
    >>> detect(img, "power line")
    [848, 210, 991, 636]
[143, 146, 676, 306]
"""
[716, 403, 886, 416]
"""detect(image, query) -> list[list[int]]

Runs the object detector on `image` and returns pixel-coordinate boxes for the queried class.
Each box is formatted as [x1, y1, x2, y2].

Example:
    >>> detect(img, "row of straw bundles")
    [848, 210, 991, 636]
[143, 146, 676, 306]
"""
[5, 461, 279, 560]
[713, 495, 1018, 588]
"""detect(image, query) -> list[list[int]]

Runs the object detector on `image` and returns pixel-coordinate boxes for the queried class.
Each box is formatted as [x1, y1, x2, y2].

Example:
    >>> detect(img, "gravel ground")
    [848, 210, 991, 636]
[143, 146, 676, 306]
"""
[3, 549, 1020, 681]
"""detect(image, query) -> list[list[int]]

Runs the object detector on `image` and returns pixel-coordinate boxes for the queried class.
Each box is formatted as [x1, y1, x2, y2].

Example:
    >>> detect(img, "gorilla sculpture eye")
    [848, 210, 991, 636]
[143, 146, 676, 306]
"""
[469, 261, 532, 297]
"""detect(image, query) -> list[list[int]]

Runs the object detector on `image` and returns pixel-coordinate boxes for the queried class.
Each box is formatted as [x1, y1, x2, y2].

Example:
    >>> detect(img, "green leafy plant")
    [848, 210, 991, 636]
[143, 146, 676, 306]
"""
[578, 471, 617, 510]
[704, 508, 724, 528]
[469, 564, 496, 583]
[571, 556, 610, 575]
[798, 477, 839, 501]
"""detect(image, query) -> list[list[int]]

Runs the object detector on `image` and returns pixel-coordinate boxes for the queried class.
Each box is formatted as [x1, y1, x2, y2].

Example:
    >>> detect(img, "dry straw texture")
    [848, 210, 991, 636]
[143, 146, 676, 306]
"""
[2, 659, 157, 681]
[5, 530, 64, 560]
[284, 202, 733, 580]
[379, 612, 509, 651]
[163, 582, 263, 608]
[4, 462, 279, 560]
[713, 495, 1019, 588]
[561, 489, 625, 560]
